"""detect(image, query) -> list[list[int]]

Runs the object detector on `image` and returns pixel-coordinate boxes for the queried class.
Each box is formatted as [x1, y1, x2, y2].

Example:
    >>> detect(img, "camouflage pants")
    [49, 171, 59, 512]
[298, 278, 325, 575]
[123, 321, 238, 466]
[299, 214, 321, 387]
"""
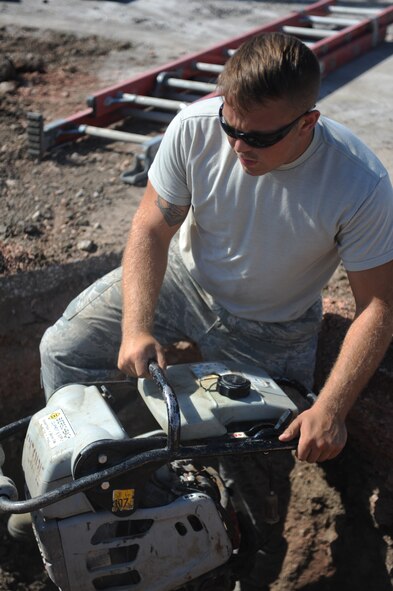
[40, 240, 322, 400]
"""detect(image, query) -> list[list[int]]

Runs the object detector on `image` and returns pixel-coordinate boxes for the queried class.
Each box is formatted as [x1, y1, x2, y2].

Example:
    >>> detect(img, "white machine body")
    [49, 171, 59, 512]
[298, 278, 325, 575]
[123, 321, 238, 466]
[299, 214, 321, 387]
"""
[139, 361, 298, 440]
[19, 362, 299, 590]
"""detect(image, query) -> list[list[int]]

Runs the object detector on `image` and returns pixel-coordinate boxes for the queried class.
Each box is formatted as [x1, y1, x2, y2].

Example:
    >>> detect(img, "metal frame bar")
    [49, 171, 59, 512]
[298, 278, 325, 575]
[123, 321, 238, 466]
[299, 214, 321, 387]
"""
[0, 435, 298, 514]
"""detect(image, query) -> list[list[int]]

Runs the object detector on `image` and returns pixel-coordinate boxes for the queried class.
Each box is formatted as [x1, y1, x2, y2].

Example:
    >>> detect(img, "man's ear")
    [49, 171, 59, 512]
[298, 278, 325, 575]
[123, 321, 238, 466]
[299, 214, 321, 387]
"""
[300, 110, 320, 135]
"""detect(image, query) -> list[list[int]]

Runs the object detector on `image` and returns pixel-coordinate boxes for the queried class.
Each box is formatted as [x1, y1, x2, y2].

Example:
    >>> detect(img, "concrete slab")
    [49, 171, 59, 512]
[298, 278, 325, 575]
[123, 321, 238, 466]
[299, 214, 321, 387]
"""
[320, 37, 393, 172]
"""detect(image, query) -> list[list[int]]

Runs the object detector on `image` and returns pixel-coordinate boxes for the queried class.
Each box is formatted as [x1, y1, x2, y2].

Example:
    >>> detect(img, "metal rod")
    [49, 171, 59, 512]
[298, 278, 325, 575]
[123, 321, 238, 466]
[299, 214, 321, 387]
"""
[105, 93, 189, 111]
[123, 93, 189, 110]
[163, 77, 216, 93]
[305, 15, 360, 27]
[194, 62, 224, 74]
[148, 361, 181, 451]
[0, 416, 32, 441]
[0, 436, 297, 514]
[329, 6, 380, 17]
[78, 125, 150, 144]
[282, 25, 338, 38]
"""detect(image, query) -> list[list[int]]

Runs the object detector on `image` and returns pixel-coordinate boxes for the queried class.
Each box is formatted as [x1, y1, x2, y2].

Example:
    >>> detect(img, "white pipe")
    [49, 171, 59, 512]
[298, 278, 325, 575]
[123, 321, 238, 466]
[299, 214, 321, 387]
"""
[282, 25, 337, 38]
[78, 125, 149, 144]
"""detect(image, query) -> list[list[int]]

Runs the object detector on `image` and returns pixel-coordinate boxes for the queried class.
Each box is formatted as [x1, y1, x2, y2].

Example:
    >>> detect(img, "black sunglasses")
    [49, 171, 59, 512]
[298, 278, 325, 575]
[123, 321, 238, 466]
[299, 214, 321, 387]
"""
[218, 103, 313, 149]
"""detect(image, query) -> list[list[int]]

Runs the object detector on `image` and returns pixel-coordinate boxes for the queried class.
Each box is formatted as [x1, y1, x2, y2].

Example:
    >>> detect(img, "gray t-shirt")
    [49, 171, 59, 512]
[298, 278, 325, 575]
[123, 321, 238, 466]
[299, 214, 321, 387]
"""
[148, 96, 393, 322]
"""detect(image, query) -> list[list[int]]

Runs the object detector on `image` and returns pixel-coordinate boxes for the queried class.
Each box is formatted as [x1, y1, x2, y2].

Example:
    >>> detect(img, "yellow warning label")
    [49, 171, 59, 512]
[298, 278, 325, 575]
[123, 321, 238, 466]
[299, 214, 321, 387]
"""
[112, 489, 135, 512]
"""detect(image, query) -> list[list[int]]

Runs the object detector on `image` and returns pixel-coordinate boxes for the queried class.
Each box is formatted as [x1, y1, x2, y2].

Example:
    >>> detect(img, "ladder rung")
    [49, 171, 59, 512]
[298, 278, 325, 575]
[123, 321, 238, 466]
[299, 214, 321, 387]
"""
[282, 25, 338, 38]
[157, 74, 216, 94]
[194, 62, 224, 74]
[329, 6, 381, 17]
[78, 125, 150, 144]
[121, 93, 188, 111]
[306, 15, 361, 27]
[103, 92, 188, 111]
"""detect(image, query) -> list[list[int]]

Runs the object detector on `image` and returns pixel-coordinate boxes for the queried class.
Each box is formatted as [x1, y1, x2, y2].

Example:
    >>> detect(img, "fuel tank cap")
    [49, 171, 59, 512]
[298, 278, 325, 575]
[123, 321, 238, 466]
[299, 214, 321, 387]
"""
[217, 373, 251, 399]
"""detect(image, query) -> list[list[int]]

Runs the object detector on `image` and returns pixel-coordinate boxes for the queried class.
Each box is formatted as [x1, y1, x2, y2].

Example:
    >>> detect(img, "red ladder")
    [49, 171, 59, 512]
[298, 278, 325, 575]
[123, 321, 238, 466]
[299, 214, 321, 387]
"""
[27, 0, 393, 184]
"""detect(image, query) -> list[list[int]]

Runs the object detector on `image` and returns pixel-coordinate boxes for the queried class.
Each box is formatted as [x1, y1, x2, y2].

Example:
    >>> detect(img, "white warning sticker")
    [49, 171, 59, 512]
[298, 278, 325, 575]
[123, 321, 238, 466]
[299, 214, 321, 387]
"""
[39, 409, 75, 449]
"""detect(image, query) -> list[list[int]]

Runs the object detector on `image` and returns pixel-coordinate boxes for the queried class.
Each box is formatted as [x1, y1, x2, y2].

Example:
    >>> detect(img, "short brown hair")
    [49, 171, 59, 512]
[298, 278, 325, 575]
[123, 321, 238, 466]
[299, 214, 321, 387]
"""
[217, 32, 320, 113]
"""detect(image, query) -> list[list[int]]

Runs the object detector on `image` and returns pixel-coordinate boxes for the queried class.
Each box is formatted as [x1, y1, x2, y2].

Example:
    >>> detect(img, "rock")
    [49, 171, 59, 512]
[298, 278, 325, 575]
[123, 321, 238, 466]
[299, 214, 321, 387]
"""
[77, 239, 97, 253]
[0, 80, 17, 96]
[42, 209, 54, 220]
[0, 54, 16, 82]
[5, 179, 18, 188]
[12, 52, 45, 73]
[76, 219, 90, 227]
[23, 223, 42, 237]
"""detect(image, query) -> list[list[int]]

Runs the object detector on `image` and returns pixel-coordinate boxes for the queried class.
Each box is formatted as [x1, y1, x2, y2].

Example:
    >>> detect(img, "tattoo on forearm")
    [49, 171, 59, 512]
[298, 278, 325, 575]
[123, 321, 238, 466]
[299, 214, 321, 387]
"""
[156, 196, 188, 227]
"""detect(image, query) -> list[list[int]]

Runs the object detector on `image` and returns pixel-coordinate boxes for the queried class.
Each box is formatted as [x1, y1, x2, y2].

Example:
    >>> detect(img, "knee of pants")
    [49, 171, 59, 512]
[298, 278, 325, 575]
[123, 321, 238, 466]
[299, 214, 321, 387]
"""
[39, 317, 80, 384]
[39, 322, 63, 400]
[40, 312, 90, 368]
[39, 322, 59, 368]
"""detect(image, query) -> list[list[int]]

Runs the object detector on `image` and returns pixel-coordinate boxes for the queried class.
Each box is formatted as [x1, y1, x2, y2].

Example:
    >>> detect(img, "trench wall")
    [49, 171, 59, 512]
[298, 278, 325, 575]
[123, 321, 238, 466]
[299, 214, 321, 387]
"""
[0, 253, 121, 422]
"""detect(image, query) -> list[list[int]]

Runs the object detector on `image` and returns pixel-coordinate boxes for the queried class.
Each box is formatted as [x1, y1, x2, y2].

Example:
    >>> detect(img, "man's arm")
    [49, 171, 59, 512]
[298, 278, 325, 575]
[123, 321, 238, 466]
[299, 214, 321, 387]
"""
[117, 180, 190, 377]
[279, 259, 393, 462]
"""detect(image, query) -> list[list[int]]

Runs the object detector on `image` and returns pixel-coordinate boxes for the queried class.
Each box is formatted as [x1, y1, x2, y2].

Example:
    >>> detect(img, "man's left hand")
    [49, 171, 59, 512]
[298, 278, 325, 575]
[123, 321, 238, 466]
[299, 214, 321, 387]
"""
[278, 405, 347, 463]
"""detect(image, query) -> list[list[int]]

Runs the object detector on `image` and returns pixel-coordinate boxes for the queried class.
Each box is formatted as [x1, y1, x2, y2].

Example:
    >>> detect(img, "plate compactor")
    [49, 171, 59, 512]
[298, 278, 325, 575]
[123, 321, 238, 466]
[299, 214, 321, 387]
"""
[0, 361, 315, 591]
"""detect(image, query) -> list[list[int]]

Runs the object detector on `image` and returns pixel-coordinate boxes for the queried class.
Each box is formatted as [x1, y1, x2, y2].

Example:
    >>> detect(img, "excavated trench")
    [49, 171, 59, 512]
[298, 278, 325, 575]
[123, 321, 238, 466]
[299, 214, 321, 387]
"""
[0, 260, 392, 591]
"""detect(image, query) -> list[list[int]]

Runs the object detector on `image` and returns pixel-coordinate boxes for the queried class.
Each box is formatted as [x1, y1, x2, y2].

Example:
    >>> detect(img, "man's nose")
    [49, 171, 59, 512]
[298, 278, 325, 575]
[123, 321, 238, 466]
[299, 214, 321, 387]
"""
[233, 137, 252, 152]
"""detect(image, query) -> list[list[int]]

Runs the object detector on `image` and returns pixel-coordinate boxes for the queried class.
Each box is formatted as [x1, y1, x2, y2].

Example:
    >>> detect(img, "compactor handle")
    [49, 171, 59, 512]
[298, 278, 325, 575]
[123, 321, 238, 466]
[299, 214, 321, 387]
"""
[0, 444, 18, 502]
[148, 360, 181, 451]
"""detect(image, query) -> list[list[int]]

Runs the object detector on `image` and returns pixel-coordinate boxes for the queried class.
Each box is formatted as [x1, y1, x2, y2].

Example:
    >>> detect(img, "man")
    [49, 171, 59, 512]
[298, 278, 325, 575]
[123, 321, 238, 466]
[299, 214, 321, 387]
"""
[40, 32, 393, 465]
[10, 33, 393, 589]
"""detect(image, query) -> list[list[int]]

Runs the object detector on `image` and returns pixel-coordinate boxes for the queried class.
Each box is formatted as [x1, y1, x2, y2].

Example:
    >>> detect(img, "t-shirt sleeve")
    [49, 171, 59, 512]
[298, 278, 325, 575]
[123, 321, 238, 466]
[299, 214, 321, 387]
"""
[338, 172, 393, 271]
[148, 113, 191, 206]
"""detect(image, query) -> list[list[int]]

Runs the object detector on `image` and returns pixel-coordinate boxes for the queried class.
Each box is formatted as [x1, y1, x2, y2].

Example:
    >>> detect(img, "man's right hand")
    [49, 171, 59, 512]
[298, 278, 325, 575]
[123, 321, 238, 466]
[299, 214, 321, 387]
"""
[117, 332, 166, 378]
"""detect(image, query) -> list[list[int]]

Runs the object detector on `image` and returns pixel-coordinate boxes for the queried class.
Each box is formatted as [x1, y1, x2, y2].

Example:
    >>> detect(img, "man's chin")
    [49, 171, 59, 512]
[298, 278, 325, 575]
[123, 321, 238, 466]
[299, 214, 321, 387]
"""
[238, 155, 268, 176]
[240, 162, 267, 176]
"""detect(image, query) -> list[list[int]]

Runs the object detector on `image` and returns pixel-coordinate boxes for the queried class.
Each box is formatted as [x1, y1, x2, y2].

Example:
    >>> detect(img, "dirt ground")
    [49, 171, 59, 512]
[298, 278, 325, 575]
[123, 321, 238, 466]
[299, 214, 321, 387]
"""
[1, 4, 393, 591]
